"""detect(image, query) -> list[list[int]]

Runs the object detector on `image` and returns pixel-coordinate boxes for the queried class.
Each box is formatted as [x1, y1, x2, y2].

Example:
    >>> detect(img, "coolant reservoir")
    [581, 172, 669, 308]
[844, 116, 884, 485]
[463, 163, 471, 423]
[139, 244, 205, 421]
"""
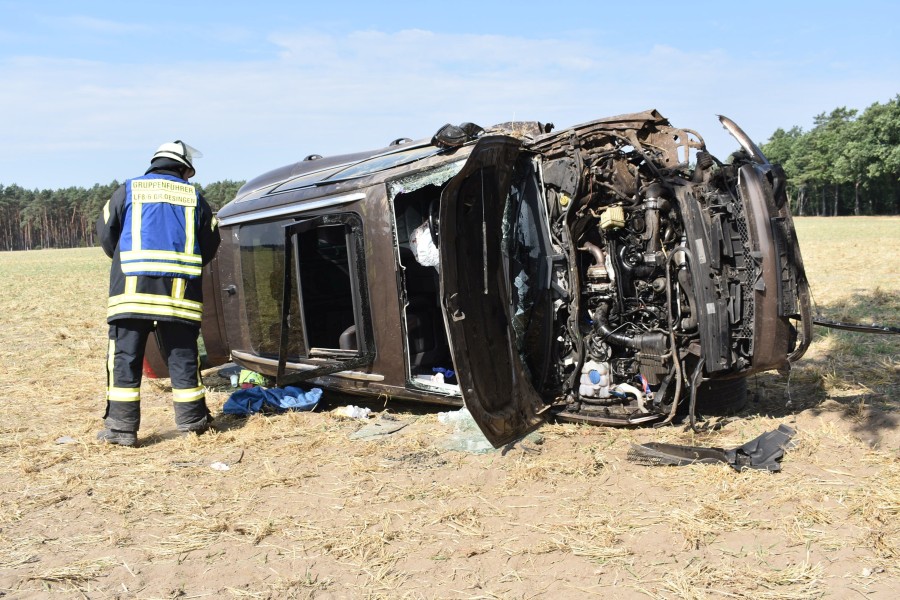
[600, 206, 625, 230]
[579, 360, 611, 399]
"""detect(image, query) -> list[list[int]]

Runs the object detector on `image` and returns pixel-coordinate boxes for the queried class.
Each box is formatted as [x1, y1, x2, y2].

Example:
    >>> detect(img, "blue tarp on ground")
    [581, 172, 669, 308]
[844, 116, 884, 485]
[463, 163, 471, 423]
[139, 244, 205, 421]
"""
[223, 385, 322, 416]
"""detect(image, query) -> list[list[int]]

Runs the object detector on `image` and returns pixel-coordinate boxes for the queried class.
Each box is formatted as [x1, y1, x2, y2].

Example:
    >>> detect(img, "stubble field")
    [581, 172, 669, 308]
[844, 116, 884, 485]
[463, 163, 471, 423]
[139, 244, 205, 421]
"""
[0, 216, 898, 599]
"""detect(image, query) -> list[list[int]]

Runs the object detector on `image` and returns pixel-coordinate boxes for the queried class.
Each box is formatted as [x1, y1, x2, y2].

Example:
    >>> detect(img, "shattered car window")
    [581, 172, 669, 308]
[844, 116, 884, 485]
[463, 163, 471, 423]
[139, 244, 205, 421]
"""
[502, 159, 554, 390]
[326, 146, 440, 181]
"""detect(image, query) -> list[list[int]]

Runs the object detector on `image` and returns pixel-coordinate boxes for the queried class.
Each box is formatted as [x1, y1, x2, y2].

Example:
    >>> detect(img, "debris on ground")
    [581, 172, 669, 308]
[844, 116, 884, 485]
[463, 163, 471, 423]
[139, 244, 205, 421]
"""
[238, 369, 267, 388]
[222, 385, 321, 416]
[349, 414, 411, 440]
[436, 408, 547, 454]
[334, 405, 372, 419]
[437, 408, 496, 454]
[627, 424, 797, 471]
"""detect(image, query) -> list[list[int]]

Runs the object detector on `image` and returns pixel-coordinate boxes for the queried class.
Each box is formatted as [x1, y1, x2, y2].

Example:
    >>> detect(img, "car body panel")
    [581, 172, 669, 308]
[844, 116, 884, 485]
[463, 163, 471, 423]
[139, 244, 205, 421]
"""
[438, 136, 546, 446]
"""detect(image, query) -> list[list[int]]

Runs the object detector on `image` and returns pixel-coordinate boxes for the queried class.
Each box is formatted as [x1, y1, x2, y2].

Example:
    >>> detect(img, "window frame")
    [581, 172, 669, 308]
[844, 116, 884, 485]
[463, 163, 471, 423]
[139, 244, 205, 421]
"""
[275, 212, 375, 386]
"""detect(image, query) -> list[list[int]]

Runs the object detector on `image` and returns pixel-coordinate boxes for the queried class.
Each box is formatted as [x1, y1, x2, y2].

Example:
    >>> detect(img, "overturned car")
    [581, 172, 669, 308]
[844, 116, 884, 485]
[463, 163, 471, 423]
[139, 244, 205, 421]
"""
[182, 110, 812, 447]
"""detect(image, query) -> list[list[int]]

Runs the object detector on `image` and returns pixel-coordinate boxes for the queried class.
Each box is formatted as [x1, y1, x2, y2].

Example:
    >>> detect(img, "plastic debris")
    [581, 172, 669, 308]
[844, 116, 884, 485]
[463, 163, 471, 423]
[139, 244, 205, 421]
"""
[336, 405, 372, 419]
[55, 436, 77, 445]
[432, 367, 456, 383]
[238, 369, 267, 388]
[627, 424, 797, 472]
[210, 462, 230, 471]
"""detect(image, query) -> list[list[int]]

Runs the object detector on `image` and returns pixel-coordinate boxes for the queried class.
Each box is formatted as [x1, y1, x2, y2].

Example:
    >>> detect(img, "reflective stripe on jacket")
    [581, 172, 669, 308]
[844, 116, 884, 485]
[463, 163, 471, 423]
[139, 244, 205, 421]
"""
[120, 174, 203, 278]
[97, 168, 220, 326]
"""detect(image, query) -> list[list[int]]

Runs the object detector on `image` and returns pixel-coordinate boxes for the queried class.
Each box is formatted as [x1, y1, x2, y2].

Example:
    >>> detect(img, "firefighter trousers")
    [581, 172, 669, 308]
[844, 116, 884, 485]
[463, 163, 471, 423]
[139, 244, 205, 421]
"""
[105, 319, 210, 433]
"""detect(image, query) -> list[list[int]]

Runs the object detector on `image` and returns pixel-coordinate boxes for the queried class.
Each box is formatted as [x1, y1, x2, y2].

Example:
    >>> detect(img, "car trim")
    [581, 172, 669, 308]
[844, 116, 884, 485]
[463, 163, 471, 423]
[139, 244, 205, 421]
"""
[217, 192, 367, 226]
[231, 350, 385, 382]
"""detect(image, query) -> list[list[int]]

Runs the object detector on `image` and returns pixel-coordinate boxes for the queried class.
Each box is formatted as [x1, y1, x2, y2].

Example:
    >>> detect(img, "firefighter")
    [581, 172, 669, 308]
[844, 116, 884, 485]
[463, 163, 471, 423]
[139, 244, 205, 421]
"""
[96, 141, 220, 446]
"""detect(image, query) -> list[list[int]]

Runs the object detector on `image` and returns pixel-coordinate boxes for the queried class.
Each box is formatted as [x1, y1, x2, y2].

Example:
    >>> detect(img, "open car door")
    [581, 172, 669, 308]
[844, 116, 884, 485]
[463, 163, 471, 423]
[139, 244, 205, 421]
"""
[439, 136, 549, 447]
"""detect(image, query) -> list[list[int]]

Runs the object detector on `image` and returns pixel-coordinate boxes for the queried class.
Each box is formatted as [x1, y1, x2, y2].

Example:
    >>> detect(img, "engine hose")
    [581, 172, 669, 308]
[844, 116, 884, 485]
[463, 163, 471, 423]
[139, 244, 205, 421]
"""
[692, 151, 714, 183]
[593, 302, 644, 349]
[614, 382, 648, 414]
[660, 353, 682, 426]
[572, 337, 587, 404]
[641, 182, 667, 254]
[659, 254, 684, 425]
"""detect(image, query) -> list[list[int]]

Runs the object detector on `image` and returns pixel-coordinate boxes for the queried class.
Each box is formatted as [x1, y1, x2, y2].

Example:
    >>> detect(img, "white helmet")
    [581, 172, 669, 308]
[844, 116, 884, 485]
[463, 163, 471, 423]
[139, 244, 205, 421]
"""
[151, 140, 202, 178]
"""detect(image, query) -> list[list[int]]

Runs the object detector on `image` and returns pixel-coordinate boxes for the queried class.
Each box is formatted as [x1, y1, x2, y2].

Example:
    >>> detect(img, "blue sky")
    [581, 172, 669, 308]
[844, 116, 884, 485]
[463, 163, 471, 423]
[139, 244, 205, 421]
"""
[1, 0, 898, 189]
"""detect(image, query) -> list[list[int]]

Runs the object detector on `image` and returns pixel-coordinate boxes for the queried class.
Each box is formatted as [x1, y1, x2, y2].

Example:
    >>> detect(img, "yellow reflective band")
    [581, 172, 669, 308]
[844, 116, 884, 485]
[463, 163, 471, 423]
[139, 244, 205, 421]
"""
[184, 205, 196, 255]
[109, 292, 202, 311]
[172, 387, 205, 402]
[103, 200, 111, 224]
[108, 303, 202, 322]
[121, 262, 202, 276]
[125, 276, 137, 295]
[108, 296, 202, 322]
[120, 249, 203, 263]
[108, 305, 201, 321]
[211, 215, 218, 231]
[172, 277, 186, 300]
[131, 180, 197, 207]
[107, 387, 141, 401]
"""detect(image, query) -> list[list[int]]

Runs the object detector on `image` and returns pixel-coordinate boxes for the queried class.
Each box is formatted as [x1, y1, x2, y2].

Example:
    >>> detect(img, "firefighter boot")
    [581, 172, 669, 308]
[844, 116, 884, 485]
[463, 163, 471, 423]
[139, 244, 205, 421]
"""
[96, 428, 138, 447]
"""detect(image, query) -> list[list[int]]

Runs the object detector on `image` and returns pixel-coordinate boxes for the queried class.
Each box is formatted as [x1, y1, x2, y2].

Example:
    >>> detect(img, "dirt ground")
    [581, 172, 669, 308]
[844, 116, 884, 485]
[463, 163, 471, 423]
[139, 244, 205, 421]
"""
[0, 217, 898, 599]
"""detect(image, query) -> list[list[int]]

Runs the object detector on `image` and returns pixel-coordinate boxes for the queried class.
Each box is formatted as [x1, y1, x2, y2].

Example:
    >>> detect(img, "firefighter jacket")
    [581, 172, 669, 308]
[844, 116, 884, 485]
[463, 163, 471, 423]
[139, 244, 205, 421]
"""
[97, 169, 220, 325]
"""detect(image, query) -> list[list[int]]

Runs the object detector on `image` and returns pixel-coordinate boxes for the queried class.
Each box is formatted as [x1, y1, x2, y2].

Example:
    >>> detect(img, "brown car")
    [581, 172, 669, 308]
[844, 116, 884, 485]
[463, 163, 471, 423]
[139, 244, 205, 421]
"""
[164, 110, 811, 447]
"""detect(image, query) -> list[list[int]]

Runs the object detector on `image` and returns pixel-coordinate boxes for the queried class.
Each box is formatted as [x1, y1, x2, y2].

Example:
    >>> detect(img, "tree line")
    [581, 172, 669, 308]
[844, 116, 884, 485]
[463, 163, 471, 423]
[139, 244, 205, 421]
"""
[0, 180, 243, 251]
[760, 95, 900, 216]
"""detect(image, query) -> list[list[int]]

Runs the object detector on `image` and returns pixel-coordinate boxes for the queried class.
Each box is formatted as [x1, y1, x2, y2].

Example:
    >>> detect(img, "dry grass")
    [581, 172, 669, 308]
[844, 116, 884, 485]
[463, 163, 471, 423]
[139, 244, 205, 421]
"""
[0, 217, 898, 598]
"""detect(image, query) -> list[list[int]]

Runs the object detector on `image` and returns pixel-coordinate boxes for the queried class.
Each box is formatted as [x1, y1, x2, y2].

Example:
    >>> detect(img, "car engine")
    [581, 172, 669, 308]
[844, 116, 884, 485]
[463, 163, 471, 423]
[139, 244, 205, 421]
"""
[529, 112, 811, 426]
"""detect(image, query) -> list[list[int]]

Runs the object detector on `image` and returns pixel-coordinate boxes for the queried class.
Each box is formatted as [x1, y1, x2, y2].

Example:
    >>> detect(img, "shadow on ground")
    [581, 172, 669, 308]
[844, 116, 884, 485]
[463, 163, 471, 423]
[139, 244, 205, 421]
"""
[733, 290, 899, 448]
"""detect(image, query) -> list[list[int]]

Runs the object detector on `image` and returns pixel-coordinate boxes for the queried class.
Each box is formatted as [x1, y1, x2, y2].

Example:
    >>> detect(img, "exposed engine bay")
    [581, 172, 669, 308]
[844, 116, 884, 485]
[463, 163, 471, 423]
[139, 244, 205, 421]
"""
[521, 112, 812, 426]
